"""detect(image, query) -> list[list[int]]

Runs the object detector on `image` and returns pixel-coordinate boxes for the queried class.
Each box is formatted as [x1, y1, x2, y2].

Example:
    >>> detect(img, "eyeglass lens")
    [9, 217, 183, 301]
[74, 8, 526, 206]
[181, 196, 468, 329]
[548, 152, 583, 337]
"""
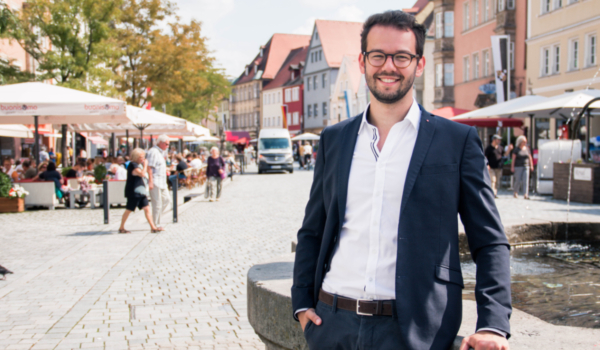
[368, 53, 414, 68]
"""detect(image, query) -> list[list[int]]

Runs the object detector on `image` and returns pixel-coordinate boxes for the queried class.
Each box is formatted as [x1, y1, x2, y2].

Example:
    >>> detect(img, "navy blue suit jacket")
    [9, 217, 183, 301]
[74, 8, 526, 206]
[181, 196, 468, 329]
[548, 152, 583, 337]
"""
[292, 107, 511, 349]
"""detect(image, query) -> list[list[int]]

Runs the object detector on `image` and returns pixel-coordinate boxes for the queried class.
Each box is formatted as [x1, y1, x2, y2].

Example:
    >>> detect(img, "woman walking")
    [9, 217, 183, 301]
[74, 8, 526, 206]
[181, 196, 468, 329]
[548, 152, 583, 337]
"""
[511, 136, 534, 199]
[205, 147, 225, 202]
[119, 148, 164, 233]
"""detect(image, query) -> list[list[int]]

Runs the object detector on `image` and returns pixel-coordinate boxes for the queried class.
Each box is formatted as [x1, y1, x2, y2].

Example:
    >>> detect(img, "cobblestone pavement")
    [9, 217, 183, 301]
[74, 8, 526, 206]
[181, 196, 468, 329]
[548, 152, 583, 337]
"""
[1, 164, 600, 350]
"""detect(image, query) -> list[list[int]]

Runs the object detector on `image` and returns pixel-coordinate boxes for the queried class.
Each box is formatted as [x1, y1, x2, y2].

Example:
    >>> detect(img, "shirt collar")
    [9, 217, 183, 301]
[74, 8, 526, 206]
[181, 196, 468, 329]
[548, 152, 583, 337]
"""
[358, 99, 422, 134]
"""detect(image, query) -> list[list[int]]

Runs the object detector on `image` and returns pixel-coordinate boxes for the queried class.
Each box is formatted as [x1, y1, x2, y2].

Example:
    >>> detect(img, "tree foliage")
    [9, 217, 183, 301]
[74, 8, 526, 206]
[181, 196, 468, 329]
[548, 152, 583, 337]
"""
[114, 0, 230, 124]
[5, 0, 120, 91]
[0, 0, 230, 125]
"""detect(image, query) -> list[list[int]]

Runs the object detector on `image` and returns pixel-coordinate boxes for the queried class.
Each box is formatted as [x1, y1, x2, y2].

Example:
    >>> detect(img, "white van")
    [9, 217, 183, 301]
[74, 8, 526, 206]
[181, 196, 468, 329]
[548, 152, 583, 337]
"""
[257, 129, 294, 174]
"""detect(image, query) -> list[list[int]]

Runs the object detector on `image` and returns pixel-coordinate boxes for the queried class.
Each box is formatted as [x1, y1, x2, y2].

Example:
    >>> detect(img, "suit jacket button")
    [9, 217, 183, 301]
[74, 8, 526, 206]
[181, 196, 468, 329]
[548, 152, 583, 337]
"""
[323, 263, 328, 270]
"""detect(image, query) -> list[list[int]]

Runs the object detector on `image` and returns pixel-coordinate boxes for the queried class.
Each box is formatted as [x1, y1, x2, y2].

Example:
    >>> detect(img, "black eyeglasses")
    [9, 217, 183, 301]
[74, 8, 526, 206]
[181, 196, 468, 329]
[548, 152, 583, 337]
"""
[363, 51, 420, 69]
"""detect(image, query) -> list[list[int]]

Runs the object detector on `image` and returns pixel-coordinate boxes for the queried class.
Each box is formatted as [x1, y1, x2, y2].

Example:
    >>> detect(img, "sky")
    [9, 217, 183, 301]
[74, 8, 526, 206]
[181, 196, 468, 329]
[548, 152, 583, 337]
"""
[171, 0, 417, 79]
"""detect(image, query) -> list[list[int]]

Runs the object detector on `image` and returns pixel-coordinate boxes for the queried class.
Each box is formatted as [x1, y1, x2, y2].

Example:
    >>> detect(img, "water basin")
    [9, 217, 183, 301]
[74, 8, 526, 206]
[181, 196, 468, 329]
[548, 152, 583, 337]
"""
[461, 242, 600, 328]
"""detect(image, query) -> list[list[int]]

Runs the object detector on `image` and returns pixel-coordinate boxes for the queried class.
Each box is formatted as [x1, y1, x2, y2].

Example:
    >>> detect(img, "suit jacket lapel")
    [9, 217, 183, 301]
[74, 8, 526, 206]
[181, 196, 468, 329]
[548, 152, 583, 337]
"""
[337, 116, 362, 229]
[400, 108, 437, 216]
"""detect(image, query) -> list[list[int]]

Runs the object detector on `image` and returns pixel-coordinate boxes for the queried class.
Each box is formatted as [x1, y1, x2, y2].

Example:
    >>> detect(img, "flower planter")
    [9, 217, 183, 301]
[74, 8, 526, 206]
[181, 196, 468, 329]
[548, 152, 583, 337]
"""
[0, 197, 25, 213]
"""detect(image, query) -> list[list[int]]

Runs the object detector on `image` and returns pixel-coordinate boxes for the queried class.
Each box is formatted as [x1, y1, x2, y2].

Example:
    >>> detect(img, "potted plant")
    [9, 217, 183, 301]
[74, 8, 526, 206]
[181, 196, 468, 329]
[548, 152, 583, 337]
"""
[0, 173, 28, 213]
[93, 164, 107, 184]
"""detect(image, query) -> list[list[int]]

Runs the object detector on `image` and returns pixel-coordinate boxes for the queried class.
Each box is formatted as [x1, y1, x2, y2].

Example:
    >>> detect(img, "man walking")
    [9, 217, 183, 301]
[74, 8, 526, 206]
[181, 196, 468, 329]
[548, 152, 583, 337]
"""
[485, 134, 504, 198]
[146, 134, 170, 229]
[292, 11, 511, 350]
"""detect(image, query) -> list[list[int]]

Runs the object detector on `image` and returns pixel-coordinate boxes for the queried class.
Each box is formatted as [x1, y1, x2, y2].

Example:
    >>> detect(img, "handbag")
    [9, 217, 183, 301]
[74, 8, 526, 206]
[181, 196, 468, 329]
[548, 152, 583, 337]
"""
[219, 157, 227, 180]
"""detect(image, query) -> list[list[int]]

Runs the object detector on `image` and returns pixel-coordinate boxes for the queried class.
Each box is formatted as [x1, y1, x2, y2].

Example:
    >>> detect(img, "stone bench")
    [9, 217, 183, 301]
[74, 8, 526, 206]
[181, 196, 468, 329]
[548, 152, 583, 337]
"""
[247, 253, 464, 350]
[252, 221, 600, 350]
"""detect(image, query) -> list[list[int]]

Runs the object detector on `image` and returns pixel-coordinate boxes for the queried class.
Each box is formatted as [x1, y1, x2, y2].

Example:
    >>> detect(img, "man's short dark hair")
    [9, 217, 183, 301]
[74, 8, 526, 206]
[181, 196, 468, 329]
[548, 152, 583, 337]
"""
[361, 10, 427, 58]
[47, 162, 57, 172]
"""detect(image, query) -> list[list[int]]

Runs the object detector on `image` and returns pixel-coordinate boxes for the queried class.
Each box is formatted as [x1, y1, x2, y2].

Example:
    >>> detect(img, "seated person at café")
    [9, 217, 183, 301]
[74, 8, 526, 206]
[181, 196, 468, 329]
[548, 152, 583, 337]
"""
[22, 160, 37, 179]
[185, 153, 193, 165]
[1, 157, 15, 178]
[116, 156, 126, 168]
[33, 162, 65, 198]
[168, 154, 188, 186]
[109, 163, 127, 180]
[190, 153, 203, 169]
[65, 159, 86, 178]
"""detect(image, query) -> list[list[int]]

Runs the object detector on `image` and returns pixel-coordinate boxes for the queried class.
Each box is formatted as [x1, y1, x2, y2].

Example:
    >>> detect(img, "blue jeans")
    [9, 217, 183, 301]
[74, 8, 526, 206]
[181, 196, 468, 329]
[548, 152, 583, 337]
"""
[303, 300, 405, 350]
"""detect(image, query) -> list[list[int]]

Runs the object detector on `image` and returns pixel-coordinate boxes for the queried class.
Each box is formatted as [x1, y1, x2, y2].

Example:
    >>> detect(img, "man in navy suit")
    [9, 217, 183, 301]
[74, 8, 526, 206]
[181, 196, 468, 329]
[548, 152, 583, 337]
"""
[292, 10, 511, 350]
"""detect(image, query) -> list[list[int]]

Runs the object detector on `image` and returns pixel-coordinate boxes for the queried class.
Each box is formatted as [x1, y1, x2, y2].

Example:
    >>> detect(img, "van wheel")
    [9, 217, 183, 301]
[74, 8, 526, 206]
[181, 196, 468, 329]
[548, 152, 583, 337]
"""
[289, 169, 294, 174]
[258, 170, 263, 174]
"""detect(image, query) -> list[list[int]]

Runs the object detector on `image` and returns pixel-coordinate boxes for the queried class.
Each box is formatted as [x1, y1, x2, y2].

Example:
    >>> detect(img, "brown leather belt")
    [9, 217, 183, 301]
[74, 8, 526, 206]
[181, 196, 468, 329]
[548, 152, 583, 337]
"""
[318, 289, 394, 316]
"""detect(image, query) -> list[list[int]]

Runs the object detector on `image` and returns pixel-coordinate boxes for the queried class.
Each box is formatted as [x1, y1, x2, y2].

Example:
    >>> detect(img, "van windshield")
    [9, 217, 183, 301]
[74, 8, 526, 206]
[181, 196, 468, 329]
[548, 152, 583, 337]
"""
[259, 138, 290, 150]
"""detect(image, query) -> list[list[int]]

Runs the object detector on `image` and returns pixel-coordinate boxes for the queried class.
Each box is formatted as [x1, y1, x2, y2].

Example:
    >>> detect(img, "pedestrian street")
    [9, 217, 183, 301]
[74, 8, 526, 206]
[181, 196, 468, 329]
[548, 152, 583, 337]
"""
[2, 164, 600, 349]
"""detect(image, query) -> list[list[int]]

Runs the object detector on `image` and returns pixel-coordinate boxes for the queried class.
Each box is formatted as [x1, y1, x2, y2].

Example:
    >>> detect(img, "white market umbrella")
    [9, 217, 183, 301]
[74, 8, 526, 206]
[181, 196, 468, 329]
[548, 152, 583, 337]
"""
[453, 95, 549, 120]
[515, 89, 600, 120]
[0, 82, 127, 164]
[192, 135, 220, 143]
[0, 124, 33, 138]
[291, 132, 320, 141]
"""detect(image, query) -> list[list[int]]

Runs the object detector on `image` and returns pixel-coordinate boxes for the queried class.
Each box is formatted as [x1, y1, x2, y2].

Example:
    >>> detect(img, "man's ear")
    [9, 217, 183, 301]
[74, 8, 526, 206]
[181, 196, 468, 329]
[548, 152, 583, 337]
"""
[415, 55, 425, 78]
[359, 53, 366, 74]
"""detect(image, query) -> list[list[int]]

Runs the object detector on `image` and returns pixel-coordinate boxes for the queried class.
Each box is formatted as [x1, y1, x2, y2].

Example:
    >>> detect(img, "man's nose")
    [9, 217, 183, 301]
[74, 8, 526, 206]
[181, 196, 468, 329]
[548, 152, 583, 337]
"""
[382, 55, 397, 71]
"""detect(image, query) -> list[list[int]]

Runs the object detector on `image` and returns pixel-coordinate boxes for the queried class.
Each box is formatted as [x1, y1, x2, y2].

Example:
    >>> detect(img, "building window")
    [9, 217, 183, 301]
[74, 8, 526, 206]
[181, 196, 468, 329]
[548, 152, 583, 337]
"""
[293, 112, 299, 125]
[278, 91, 281, 103]
[474, 0, 479, 26]
[435, 64, 443, 87]
[587, 34, 597, 67]
[314, 103, 318, 117]
[311, 52, 314, 63]
[263, 94, 267, 105]
[542, 47, 551, 76]
[473, 53, 480, 79]
[542, 0, 551, 13]
[553, 45, 560, 74]
[313, 76, 318, 90]
[323, 102, 327, 116]
[463, 2, 470, 30]
[285, 89, 291, 103]
[292, 87, 300, 101]
[570, 39, 579, 70]
[567, 0, 577, 4]
[483, 50, 490, 76]
[306, 78, 310, 91]
[445, 12, 454, 37]
[444, 63, 455, 86]
[319, 50, 323, 61]
[435, 12, 443, 38]
[463, 56, 470, 82]
[507, 0, 515, 9]
[553, 0, 562, 10]
[322, 73, 327, 88]
[307, 104, 312, 117]
[510, 41, 515, 70]
[484, 0, 490, 21]
[498, 0, 505, 11]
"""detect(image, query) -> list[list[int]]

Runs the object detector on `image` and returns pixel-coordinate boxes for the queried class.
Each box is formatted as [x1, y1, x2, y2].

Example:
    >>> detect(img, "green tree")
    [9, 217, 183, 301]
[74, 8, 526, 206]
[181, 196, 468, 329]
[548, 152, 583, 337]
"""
[4, 0, 120, 91]
[114, 0, 230, 122]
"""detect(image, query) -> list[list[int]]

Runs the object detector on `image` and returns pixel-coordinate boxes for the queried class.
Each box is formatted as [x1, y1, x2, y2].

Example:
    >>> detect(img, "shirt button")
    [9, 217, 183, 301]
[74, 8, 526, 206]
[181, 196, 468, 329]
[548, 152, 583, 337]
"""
[369, 277, 373, 282]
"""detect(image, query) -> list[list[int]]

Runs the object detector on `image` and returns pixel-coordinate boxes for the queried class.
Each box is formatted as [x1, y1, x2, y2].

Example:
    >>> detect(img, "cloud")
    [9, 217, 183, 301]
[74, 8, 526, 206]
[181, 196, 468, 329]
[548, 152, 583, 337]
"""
[333, 5, 365, 22]
[293, 17, 317, 35]
[299, 0, 357, 10]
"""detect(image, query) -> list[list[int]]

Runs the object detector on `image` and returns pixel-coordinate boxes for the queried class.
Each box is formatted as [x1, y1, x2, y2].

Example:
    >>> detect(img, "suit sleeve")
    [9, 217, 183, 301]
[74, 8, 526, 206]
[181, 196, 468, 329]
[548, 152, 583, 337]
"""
[291, 129, 328, 319]
[458, 127, 512, 337]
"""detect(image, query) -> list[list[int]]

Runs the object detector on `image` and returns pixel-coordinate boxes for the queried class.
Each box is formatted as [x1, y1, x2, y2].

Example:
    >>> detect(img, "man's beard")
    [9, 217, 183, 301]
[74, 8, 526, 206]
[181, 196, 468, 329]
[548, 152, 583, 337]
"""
[365, 67, 416, 104]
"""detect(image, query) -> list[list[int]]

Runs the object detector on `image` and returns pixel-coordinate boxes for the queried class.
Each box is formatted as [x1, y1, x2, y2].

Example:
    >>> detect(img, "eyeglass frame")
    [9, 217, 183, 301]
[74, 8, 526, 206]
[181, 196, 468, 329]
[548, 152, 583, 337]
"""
[362, 51, 421, 69]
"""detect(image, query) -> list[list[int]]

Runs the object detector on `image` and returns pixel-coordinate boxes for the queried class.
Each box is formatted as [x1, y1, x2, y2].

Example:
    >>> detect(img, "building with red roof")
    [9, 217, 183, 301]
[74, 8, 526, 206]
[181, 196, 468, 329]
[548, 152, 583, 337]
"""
[262, 46, 309, 135]
[302, 19, 363, 134]
[229, 34, 310, 138]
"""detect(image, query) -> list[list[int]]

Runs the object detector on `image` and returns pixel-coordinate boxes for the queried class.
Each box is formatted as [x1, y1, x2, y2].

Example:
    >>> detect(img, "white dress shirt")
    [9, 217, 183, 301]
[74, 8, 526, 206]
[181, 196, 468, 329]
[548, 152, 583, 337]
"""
[322, 99, 421, 301]
[317, 99, 506, 337]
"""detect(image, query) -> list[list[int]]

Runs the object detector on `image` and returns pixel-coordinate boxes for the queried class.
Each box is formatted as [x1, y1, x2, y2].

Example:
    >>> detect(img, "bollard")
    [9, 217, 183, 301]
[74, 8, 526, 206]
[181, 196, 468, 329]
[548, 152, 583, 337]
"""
[103, 180, 109, 224]
[171, 177, 178, 223]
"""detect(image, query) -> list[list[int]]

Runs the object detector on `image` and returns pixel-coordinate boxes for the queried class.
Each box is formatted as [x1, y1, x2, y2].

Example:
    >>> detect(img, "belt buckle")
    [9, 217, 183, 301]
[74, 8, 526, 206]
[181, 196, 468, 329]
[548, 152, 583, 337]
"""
[356, 299, 373, 316]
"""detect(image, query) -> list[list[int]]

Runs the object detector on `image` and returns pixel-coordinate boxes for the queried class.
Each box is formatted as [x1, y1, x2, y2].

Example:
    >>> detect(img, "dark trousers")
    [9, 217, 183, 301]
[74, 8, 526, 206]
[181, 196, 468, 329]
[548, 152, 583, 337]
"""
[304, 300, 404, 350]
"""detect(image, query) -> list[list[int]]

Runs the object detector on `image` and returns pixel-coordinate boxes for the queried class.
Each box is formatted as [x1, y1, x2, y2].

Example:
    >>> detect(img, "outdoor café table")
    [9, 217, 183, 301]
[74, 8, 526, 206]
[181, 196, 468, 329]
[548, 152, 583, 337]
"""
[68, 184, 101, 209]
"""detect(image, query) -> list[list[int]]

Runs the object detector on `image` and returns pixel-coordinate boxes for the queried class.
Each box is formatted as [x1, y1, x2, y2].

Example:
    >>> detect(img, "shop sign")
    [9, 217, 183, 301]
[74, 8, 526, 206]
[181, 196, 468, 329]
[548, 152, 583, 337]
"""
[573, 167, 592, 181]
